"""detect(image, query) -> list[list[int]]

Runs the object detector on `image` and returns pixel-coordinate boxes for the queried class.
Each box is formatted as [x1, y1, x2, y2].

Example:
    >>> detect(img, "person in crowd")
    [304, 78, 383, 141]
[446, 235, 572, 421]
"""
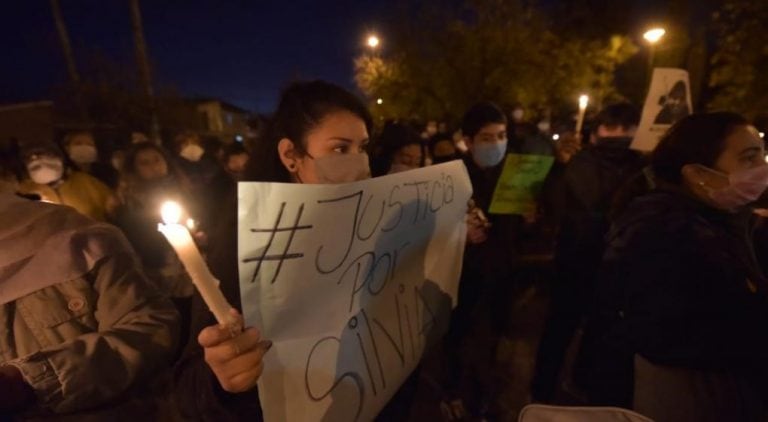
[173, 80, 375, 420]
[584, 113, 768, 421]
[62, 130, 120, 189]
[175, 80, 472, 420]
[370, 122, 425, 176]
[440, 101, 519, 419]
[244, 115, 265, 154]
[172, 130, 231, 231]
[422, 119, 439, 139]
[18, 141, 116, 221]
[221, 142, 250, 181]
[114, 141, 197, 300]
[174, 130, 215, 185]
[429, 132, 462, 165]
[531, 103, 646, 402]
[0, 192, 179, 419]
[110, 148, 126, 173]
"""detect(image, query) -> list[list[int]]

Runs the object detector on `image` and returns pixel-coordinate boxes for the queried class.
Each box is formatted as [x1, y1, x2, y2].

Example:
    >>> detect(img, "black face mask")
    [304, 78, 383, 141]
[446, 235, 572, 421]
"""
[595, 136, 634, 149]
[433, 154, 459, 165]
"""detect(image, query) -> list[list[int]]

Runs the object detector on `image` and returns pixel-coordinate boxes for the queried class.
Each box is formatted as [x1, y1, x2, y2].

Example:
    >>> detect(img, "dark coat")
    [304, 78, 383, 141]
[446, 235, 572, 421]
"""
[586, 189, 768, 407]
[462, 154, 522, 273]
[553, 142, 646, 286]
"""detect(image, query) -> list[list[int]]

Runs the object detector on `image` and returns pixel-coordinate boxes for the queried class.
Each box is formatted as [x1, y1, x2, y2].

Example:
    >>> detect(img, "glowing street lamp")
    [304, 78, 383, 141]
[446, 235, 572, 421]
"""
[643, 27, 666, 85]
[367, 34, 380, 49]
[643, 28, 666, 44]
[376, 98, 383, 105]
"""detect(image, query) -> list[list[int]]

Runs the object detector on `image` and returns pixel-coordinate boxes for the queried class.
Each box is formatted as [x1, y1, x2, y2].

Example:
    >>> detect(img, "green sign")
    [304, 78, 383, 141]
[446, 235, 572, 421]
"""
[488, 154, 555, 215]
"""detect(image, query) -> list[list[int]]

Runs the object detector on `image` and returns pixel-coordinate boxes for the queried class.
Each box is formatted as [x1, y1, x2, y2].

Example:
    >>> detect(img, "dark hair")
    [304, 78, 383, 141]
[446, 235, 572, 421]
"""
[371, 122, 425, 173]
[246, 80, 373, 182]
[428, 132, 455, 156]
[651, 112, 748, 184]
[173, 130, 200, 150]
[62, 130, 93, 147]
[611, 112, 748, 218]
[377, 122, 422, 154]
[461, 102, 507, 139]
[120, 141, 191, 206]
[122, 142, 186, 184]
[593, 103, 640, 134]
[223, 142, 247, 159]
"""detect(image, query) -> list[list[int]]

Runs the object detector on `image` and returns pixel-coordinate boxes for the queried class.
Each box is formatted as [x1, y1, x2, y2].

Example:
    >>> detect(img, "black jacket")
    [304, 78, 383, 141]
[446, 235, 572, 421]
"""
[553, 142, 645, 280]
[462, 155, 522, 275]
[586, 189, 768, 406]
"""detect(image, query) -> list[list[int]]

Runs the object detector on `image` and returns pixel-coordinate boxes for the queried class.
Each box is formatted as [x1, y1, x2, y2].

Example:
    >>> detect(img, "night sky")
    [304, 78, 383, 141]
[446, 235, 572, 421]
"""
[1, 1, 392, 112]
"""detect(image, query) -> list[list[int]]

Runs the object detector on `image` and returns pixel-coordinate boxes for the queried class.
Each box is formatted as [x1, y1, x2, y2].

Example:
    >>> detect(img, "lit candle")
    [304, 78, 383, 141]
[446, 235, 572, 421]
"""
[575, 94, 589, 135]
[158, 201, 234, 325]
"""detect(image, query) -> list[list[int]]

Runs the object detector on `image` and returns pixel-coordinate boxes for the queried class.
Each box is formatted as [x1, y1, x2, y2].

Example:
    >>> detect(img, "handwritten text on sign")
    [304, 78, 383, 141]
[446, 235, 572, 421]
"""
[238, 161, 472, 422]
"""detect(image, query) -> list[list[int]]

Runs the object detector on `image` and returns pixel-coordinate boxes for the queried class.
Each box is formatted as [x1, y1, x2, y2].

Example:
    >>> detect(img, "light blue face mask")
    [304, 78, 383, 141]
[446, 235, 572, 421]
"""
[472, 140, 508, 168]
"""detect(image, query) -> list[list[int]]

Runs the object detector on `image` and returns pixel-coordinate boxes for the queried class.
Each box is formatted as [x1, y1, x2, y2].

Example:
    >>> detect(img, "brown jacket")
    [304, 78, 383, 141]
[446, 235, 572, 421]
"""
[0, 198, 179, 420]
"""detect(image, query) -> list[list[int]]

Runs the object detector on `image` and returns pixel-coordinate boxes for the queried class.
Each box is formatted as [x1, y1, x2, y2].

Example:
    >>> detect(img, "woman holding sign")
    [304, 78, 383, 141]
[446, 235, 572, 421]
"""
[173, 81, 376, 420]
[586, 113, 768, 421]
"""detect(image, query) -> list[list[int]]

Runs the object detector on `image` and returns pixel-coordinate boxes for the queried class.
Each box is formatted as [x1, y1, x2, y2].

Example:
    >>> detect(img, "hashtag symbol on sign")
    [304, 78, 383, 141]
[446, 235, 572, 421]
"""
[243, 202, 313, 284]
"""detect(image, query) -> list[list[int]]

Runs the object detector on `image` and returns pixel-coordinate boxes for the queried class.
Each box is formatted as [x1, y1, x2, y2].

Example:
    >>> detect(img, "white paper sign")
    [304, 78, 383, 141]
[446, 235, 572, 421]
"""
[631, 68, 693, 151]
[237, 161, 472, 422]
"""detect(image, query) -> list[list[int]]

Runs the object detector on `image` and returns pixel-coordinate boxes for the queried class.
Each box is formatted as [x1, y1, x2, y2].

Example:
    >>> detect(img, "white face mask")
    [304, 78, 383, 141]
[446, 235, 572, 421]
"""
[68, 144, 98, 164]
[180, 144, 205, 162]
[27, 157, 64, 185]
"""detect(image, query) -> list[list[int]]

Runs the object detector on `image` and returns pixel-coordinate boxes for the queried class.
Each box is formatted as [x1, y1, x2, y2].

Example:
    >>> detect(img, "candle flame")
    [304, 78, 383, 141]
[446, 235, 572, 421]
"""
[579, 95, 589, 110]
[161, 201, 182, 225]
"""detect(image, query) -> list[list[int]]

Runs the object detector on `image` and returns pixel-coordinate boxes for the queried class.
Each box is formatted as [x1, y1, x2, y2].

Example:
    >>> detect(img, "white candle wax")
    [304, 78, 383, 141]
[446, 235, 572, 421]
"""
[575, 95, 589, 134]
[158, 222, 233, 324]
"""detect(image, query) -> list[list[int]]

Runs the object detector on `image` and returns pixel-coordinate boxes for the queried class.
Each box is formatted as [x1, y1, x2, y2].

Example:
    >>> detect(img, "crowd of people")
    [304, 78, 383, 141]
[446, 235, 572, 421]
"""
[2, 79, 768, 422]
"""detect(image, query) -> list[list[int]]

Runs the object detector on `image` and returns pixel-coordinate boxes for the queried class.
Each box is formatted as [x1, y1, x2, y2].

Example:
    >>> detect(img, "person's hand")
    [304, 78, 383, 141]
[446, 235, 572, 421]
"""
[466, 207, 490, 245]
[198, 309, 272, 393]
[554, 132, 582, 164]
[0, 364, 35, 412]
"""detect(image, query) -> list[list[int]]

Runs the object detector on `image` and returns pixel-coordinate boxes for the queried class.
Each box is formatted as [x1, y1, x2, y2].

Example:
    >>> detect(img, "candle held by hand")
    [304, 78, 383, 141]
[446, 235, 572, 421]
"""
[158, 201, 235, 326]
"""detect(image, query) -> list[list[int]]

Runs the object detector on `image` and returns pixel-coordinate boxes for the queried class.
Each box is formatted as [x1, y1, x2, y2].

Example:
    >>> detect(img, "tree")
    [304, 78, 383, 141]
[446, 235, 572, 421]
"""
[707, 0, 768, 117]
[50, 0, 80, 84]
[354, 0, 637, 125]
[129, 0, 161, 141]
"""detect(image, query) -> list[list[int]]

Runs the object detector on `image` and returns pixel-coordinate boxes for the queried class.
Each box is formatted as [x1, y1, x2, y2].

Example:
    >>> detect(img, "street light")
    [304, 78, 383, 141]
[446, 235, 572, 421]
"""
[643, 28, 666, 44]
[367, 34, 380, 49]
[376, 98, 383, 105]
[643, 27, 666, 85]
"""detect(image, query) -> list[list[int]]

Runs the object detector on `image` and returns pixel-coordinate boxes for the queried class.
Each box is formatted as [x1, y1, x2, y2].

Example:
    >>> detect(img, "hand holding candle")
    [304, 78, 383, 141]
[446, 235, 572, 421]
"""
[158, 201, 237, 327]
[575, 94, 589, 135]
